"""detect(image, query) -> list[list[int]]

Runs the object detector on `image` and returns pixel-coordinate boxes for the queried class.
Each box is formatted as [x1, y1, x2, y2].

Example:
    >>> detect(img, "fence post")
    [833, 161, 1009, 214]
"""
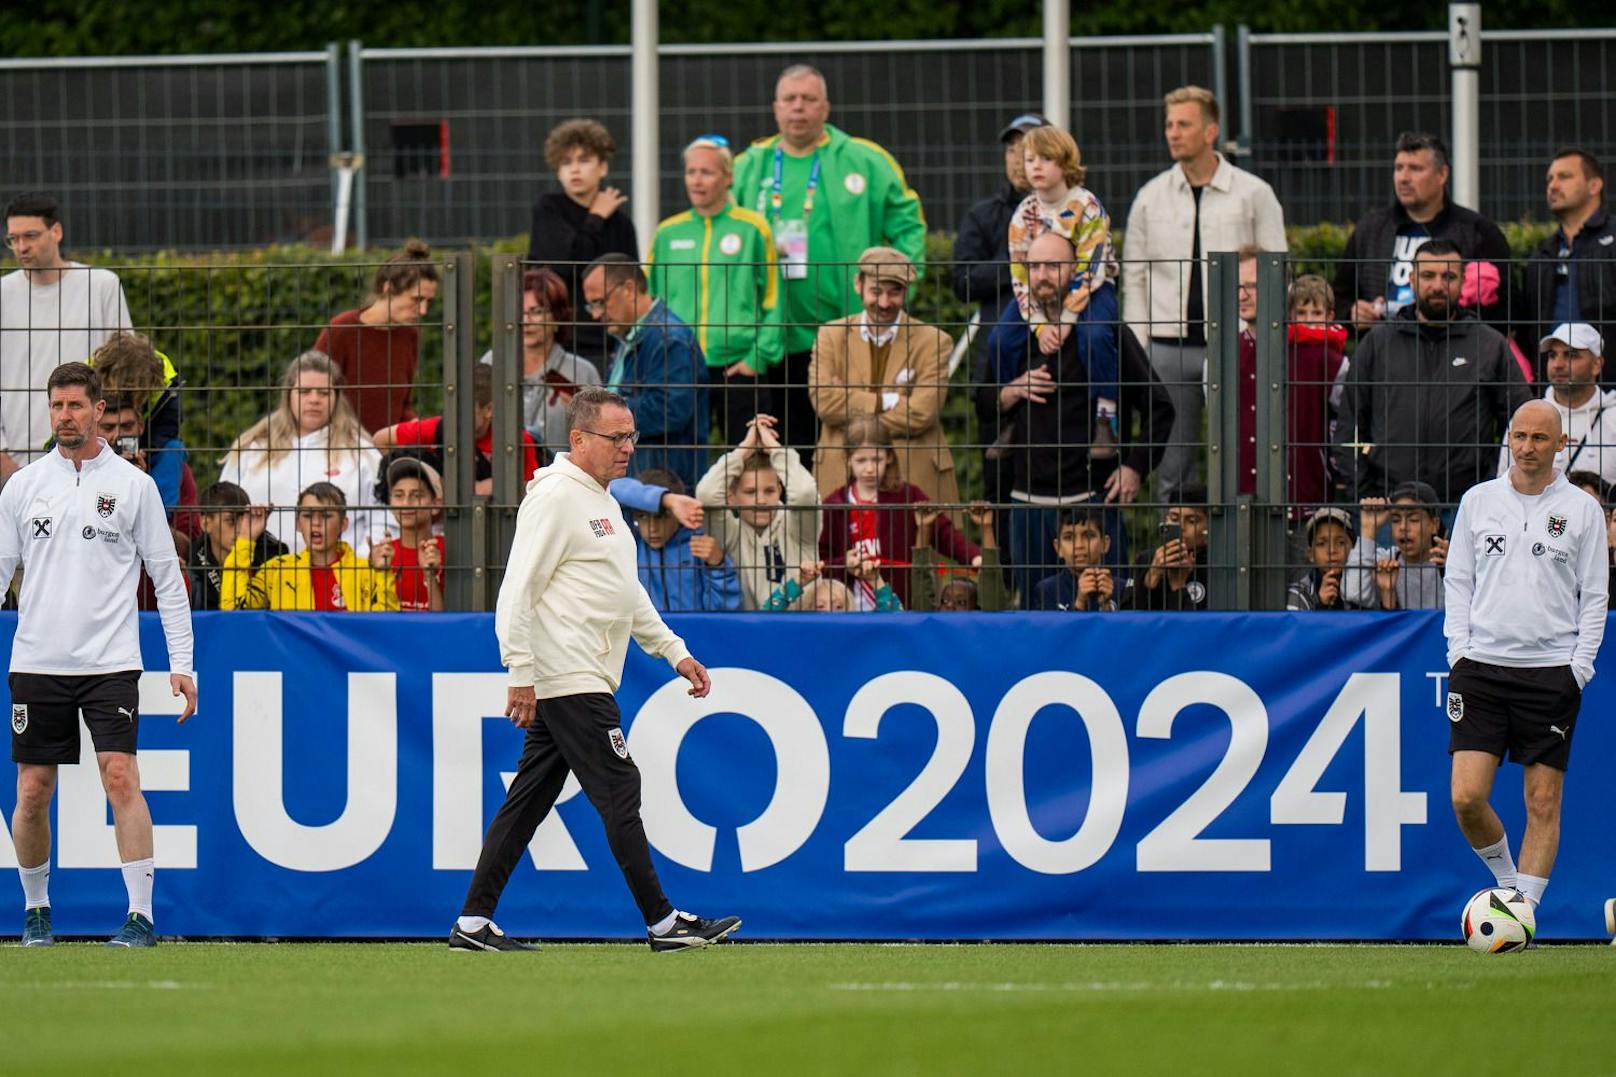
[1449, 3, 1482, 210]
[1235, 25, 1253, 157]
[1043, 0, 1071, 131]
[488, 253, 526, 601]
[347, 39, 368, 250]
[325, 42, 343, 233]
[1211, 24, 1229, 141]
[1205, 251, 1250, 610]
[440, 253, 483, 611]
[1253, 251, 1292, 610]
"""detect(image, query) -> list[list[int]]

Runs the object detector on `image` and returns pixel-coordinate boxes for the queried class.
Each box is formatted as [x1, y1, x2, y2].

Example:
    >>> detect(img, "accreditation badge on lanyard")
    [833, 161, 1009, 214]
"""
[772, 146, 821, 281]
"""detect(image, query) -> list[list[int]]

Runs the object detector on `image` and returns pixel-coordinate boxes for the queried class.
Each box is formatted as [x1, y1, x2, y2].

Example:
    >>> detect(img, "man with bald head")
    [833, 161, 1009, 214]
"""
[982, 229, 1175, 601]
[732, 64, 926, 461]
[1443, 398, 1608, 924]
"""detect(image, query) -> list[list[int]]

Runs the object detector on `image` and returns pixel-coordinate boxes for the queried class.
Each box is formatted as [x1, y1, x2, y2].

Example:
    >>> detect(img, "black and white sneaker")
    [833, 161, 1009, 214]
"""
[647, 912, 741, 953]
[448, 922, 537, 952]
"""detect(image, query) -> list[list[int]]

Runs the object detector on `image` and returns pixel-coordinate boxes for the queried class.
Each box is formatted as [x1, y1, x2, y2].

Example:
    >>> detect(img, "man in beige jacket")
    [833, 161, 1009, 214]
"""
[808, 246, 960, 504]
[452, 386, 740, 954]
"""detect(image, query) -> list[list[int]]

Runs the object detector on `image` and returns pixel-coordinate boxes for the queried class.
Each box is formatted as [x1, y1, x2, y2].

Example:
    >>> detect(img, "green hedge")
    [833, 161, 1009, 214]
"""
[98, 222, 1556, 489]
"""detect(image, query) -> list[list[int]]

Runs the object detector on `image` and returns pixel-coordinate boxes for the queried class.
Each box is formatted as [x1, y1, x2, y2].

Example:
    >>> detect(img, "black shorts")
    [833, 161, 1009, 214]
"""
[1446, 659, 1581, 770]
[9, 671, 142, 765]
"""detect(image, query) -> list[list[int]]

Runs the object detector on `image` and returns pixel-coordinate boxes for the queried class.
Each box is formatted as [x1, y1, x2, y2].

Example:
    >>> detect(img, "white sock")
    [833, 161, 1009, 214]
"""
[649, 910, 680, 936]
[121, 858, 155, 921]
[19, 862, 49, 910]
[1515, 873, 1549, 906]
[456, 916, 490, 933]
[1472, 836, 1517, 889]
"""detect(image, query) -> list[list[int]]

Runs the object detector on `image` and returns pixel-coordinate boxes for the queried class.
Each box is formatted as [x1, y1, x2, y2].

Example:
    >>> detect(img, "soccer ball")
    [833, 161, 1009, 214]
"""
[1461, 888, 1536, 954]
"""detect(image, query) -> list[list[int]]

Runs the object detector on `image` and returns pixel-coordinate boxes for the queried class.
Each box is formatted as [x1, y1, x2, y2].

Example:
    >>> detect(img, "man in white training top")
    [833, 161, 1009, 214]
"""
[451, 386, 740, 953]
[2, 362, 196, 947]
[1444, 398, 1607, 920]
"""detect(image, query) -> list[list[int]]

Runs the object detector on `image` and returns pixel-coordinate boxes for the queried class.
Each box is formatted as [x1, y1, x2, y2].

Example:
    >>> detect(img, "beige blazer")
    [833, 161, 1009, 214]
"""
[808, 314, 960, 505]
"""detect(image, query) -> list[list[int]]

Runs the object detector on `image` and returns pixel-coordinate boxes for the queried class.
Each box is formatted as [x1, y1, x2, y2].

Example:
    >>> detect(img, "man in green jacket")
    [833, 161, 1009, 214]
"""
[732, 63, 926, 466]
[649, 136, 784, 447]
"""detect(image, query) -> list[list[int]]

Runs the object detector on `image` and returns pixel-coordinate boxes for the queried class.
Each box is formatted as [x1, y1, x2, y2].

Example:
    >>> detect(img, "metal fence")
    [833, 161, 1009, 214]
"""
[1237, 28, 1616, 226]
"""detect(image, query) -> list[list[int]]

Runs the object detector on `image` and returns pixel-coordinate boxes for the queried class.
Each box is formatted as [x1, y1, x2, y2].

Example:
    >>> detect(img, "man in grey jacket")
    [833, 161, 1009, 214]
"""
[1335, 241, 1532, 503]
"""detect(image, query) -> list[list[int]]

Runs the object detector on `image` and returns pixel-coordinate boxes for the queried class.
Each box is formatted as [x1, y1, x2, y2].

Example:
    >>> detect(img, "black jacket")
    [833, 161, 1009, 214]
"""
[1120, 548, 1210, 610]
[1522, 205, 1616, 366]
[1334, 308, 1531, 502]
[188, 531, 290, 611]
[526, 192, 639, 372]
[983, 307, 1175, 500]
[950, 183, 1025, 308]
[1332, 199, 1512, 330]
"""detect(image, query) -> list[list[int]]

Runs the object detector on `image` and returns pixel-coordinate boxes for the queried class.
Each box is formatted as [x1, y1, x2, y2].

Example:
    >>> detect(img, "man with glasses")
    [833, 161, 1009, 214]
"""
[581, 253, 708, 490]
[648, 135, 784, 447]
[1523, 150, 1616, 372]
[1, 192, 132, 483]
[453, 385, 740, 952]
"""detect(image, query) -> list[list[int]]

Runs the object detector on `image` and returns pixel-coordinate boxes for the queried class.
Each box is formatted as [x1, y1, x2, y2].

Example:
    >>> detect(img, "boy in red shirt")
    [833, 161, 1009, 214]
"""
[371, 364, 541, 495]
[376, 457, 446, 612]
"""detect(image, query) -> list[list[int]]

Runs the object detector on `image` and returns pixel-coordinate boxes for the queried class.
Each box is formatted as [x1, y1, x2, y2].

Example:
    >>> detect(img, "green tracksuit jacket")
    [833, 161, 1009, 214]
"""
[647, 204, 785, 372]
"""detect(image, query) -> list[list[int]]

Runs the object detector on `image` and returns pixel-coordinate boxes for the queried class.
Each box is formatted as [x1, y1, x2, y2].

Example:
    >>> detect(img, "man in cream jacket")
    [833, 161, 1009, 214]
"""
[451, 386, 741, 953]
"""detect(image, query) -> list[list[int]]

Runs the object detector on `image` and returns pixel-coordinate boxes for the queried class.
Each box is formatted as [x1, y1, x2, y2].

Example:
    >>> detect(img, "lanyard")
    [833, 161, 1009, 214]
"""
[772, 146, 822, 221]
[1565, 401, 1608, 472]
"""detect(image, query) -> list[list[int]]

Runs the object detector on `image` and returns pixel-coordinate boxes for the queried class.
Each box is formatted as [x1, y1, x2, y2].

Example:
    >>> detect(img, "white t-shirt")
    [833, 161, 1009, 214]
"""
[0, 264, 132, 458]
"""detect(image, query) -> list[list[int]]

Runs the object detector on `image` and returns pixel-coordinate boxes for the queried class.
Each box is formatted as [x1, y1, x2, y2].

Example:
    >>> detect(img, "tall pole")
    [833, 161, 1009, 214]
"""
[631, 0, 659, 251]
[1042, 0, 1070, 131]
[1449, 3, 1481, 210]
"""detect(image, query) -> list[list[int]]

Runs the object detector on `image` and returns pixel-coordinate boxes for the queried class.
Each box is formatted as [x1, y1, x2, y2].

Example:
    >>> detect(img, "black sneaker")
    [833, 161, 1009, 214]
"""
[105, 912, 156, 948]
[448, 921, 537, 952]
[21, 907, 53, 947]
[647, 912, 741, 953]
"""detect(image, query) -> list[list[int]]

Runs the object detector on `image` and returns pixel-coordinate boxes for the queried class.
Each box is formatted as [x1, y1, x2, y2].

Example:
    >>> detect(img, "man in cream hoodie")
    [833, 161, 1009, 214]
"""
[1446, 399, 1608, 922]
[451, 386, 741, 953]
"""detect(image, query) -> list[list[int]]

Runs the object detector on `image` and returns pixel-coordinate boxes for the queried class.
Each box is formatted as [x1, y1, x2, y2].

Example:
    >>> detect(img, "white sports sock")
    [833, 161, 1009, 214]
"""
[1515, 873, 1549, 906]
[456, 916, 490, 933]
[19, 862, 49, 910]
[649, 910, 680, 936]
[1471, 836, 1517, 889]
[121, 858, 155, 921]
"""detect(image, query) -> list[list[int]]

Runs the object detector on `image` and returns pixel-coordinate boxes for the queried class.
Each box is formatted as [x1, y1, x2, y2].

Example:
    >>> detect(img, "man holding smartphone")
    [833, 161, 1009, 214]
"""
[1121, 482, 1211, 610]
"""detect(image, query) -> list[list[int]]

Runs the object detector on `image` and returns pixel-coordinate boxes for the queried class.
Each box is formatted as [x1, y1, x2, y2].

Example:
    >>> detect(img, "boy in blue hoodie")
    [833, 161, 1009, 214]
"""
[613, 467, 743, 612]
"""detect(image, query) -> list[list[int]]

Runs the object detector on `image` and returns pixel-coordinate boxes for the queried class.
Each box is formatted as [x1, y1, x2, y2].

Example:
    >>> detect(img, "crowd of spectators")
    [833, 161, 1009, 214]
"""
[2, 61, 1614, 614]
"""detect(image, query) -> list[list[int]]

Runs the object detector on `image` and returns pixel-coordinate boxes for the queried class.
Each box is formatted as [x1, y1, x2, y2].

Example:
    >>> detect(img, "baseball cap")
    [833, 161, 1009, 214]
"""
[385, 456, 444, 502]
[999, 113, 1049, 142]
[855, 246, 915, 286]
[1539, 322, 1604, 356]
[1387, 480, 1440, 513]
[1304, 506, 1355, 542]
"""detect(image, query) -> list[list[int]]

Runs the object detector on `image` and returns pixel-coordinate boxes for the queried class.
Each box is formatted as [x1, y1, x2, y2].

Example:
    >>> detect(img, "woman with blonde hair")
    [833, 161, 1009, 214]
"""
[314, 238, 440, 433]
[220, 350, 385, 555]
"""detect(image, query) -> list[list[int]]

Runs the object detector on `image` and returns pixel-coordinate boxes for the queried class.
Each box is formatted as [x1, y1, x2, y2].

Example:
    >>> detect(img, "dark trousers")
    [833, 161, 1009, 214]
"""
[777, 350, 819, 469]
[460, 692, 674, 927]
[715, 367, 773, 449]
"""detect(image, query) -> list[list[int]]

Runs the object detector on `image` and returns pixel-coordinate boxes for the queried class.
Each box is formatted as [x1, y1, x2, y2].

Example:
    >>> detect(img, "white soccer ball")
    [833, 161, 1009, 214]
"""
[1461, 887, 1536, 954]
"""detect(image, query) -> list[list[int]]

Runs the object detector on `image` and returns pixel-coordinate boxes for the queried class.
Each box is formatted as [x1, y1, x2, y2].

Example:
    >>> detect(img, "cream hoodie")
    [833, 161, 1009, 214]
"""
[496, 452, 691, 697]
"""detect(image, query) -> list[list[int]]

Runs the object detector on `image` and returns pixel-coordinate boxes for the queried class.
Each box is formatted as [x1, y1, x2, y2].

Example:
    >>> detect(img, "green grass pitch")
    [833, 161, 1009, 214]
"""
[2, 941, 1611, 1075]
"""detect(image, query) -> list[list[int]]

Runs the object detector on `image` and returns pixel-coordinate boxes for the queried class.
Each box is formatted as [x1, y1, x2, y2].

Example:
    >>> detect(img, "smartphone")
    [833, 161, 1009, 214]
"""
[116, 436, 140, 458]
[1158, 521, 1183, 544]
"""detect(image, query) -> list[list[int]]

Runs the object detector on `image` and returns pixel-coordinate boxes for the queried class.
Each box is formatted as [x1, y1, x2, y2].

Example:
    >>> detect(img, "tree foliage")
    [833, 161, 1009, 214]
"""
[2, 0, 1609, 55]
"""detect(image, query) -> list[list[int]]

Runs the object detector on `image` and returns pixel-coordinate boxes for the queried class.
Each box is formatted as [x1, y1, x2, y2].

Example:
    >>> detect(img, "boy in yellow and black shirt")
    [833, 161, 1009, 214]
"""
[221, 481, 400, 611]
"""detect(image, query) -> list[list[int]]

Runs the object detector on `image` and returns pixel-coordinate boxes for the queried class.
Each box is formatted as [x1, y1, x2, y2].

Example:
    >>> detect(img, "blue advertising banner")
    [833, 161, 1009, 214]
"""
[1, 612, 1611, 940]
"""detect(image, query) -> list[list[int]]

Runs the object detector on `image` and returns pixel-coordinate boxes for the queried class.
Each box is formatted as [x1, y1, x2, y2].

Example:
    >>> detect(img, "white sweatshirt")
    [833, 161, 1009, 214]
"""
[218, 426, 385, 555]
[695, 445, 822, 609]
[0, 442, 193, 676]
[1444, 469, 1608, 687]
[1495, 387, 1616, 486]
[0, 264, 132, 459]
[495, 452, 691, 698]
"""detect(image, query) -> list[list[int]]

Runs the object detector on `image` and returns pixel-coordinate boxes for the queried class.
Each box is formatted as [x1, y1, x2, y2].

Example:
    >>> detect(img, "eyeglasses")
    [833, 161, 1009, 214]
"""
[1237, 282, 1257, 294]
[578, 427, 641, 448]
[5, 229, 46, 249]
[583, 280, 628, 314]
[522, 305, 552, 319]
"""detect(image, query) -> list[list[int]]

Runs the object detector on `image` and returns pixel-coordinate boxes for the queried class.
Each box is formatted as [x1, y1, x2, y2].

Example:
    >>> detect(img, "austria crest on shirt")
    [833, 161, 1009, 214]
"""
[1546, 513, 1567, 538]
[96, 493, 116, 518]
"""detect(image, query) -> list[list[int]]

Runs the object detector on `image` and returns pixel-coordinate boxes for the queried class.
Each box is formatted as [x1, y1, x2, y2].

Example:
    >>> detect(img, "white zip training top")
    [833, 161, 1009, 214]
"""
[0, 441, 194, 677]
[1444, 469, 1608, 687]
